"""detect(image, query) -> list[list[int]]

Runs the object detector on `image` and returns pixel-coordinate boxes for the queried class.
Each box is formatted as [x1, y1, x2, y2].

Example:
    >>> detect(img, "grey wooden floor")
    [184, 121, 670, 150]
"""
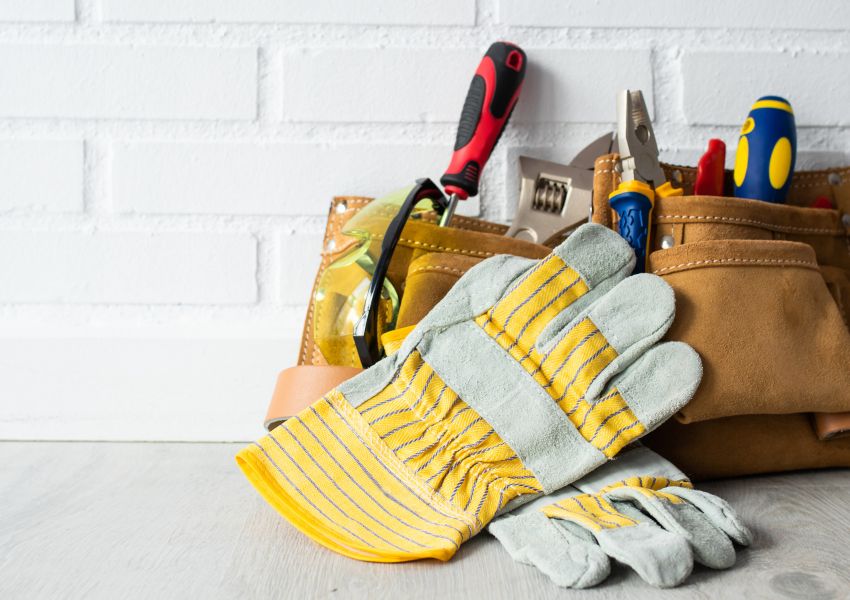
[1, 442, 849, 600]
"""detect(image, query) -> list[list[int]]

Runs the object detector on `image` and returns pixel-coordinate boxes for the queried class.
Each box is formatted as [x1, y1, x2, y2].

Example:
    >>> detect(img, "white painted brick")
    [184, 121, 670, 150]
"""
[0, 232, 257, 304]
[499, 0, 850, 30]
[112, 142, 479, 216]
[0, 45, 257, 120]
[682, 51, 850, 127]
[0, 140, 83, 213]
[284, 48, 651, 124]
[104, 0, 475, 25]
[513, 50, 653, 123]
[284, 48, 483, 123]
[278, 232, 323, 305]
[0, 0, 74, 22]
[0, 333, 299, 440]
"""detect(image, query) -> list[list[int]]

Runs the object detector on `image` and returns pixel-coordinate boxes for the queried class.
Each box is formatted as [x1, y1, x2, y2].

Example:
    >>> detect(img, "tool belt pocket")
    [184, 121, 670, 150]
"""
[647, 234, 850, 423]
[592, 162, 850, 424]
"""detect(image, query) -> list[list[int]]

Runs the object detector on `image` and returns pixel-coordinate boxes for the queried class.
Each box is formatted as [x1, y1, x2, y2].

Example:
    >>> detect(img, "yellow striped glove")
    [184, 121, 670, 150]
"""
[489, 446, 752, 588]
[236, 224, 703, 563]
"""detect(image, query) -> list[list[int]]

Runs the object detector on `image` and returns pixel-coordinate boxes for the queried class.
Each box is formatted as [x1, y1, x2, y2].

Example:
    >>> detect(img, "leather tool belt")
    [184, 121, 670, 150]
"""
[264, 162, 850, 480]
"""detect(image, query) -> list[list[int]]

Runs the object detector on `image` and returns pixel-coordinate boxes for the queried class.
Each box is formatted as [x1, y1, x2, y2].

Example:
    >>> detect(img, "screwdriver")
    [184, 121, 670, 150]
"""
[733, 95, 796, 203]
[694, 139, 726, 196]
[439, 41, 527, 226]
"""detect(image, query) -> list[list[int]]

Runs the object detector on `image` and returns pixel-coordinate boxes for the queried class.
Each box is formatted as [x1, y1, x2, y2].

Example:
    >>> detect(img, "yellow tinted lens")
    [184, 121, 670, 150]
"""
[312, 185, 434, 366]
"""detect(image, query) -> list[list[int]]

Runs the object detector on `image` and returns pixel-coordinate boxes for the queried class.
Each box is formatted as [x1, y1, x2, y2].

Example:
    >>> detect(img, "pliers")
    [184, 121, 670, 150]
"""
[610, 89, 682, 273]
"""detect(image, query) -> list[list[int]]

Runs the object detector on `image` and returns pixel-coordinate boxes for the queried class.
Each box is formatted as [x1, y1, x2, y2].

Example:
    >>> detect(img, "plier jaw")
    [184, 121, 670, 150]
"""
[616, 89, 667, 189]
[611, 89, 681, 274]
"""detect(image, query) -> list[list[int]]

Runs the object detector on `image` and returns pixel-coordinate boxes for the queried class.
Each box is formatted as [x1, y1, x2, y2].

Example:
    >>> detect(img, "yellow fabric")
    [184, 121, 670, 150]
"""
[542, 493, 639, 532]
[237, 388, 480, 563]
[600, 475, 692, 505]
[475, 257, 644, 458]
[541, 476, 694, 533]
[237, 353, 543, 563]
[358, 352, 542, 525]
[380, 324, 416, 356]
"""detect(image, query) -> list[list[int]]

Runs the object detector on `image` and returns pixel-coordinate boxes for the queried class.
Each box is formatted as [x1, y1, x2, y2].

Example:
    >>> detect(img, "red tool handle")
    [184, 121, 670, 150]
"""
[440, 41, 527, 200]
[694, 138, 727, 196]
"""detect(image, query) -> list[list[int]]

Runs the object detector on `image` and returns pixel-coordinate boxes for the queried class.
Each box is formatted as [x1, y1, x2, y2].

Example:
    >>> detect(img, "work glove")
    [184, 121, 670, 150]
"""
[489, 445, 752, 588]
[236, 223, 702, 563]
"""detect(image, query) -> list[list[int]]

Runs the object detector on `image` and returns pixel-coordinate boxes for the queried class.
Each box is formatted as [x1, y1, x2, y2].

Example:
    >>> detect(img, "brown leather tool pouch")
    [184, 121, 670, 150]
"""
[593, 156, 850, 478]
[269, 164, 850, 480]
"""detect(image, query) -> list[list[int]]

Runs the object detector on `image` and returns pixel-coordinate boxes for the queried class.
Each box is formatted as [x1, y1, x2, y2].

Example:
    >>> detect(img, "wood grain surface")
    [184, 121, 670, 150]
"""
[1, 442, 849, 599]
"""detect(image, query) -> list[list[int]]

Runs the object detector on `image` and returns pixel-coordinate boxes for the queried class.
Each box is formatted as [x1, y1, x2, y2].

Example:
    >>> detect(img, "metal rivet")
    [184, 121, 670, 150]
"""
[671, 170, 683, 185]
[842, 214, 850, 228]
[660, 235, 675, 249]
[335, 201, 347, 214]
[325, 238, 336, 253]
[828, 173, 842, 186]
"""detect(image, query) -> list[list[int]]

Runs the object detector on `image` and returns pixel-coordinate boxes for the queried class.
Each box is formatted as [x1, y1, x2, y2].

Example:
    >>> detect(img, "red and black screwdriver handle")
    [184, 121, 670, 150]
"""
[440, 41, 527, 200]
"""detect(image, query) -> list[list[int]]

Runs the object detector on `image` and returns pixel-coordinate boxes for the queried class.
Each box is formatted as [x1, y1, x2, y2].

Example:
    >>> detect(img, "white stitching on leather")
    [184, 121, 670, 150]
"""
[652, 257, 818, 274]
[654, 213, 841, 234]
[398, 238, 496, 257]
[408, 265, 468, 278]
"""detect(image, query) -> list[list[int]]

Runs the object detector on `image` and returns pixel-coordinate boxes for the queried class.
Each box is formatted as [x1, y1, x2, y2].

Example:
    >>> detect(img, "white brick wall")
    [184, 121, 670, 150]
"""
[1, 1, 849, 441]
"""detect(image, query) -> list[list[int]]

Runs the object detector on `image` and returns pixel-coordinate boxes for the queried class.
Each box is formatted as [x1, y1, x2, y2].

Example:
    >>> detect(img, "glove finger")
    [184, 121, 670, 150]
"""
[488, 513, 537, 565]
[665, 486, 753, 547]
[523, 514, 611, 589]
[595, 521, 693, 588]
[530, 277, 680, 433]
[544, 493, 691, 588]
[481, 224, 633, 359]
[414, 253, 539, 334]
[606, 486, 736, 569]
[561, 341, 702, 462]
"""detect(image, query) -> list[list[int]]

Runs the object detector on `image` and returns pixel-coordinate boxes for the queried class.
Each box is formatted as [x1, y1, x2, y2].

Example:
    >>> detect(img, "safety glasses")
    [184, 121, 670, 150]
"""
[312, 179, 448, 368]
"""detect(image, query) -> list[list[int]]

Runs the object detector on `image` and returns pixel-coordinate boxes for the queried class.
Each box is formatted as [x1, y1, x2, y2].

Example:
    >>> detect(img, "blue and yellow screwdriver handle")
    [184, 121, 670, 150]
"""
[609, 180, 681, 274]
[733, 96, 796, 203]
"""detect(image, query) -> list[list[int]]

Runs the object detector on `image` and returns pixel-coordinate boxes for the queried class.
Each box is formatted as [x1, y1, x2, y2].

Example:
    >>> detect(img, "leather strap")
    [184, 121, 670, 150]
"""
[264, 365, 363, 430]
[812, 412, 850, 441]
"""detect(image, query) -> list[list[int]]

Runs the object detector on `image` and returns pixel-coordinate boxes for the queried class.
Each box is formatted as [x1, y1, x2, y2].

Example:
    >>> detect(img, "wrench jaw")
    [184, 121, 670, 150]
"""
[505, 131, 616, 245]
[507, 156, 594, 245]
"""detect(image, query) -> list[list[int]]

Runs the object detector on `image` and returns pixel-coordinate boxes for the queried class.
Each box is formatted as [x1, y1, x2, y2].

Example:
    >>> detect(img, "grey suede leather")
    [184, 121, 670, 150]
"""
[488, 446, 752, 589]
[419, 320, 604, 493]
[552, 222, 636, 288]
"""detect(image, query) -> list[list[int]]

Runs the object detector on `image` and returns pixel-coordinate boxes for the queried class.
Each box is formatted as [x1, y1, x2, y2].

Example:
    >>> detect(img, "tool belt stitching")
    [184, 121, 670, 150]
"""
[788, 180, 846, 190]
[449, 216, 506, 233]
[336, 198, 372, 207]
[594, 168, 618, 177]
[652, 257, 819, 275]
[399, 238, 496, 257]
[788, 169, 850, 180]
[654, 213, 842, 235]
[324, 234, 499, 259]
[408, 264, 470, 278]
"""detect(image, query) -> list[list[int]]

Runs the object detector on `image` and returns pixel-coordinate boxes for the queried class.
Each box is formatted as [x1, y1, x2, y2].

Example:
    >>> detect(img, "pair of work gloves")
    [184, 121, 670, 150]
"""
[237, 223, 751, 588]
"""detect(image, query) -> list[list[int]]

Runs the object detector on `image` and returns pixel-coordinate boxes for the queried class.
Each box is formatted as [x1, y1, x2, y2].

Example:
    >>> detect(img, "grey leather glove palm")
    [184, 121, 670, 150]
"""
[489, 445, 752, 588]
